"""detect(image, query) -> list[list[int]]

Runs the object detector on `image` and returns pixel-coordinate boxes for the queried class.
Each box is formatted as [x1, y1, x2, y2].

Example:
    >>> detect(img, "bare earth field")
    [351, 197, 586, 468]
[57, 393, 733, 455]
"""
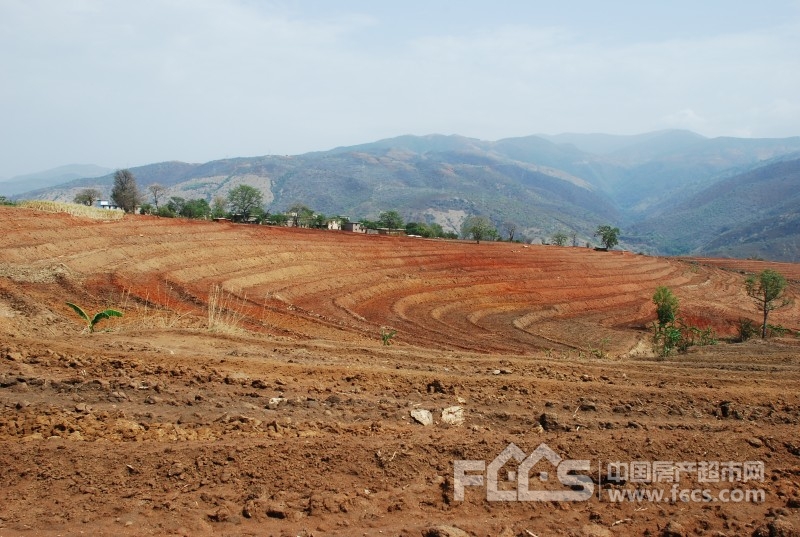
[0, 205, 799, 537]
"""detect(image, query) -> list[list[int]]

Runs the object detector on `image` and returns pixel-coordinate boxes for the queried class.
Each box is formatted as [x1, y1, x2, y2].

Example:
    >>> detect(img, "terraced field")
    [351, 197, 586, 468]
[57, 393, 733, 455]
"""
[4, 206, 794, 354]
[0, 205, 799, 537]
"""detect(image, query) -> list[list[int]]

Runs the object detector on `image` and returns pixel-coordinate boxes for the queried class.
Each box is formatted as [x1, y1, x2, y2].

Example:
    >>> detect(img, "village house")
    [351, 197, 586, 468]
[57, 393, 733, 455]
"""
[96, 200, 121, 210]
[343, 222, 364, 233]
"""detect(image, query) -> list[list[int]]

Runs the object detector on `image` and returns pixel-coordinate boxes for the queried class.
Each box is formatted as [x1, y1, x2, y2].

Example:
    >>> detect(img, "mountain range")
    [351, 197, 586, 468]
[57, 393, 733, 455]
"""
[8, 130, 800, 261]
[0, 164, 113, 196]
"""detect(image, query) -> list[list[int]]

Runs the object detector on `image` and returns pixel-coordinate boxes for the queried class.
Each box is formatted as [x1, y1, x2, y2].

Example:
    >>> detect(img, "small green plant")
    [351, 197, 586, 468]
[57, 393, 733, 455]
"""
[381, 328, 397, 346]
[589, 337, 611, 359]
[653, 323, 683, 357]
[653, 286, 679, 326]
[66, 302, 123, 332]
[736, 318, 759, 342]
[767, 324, 790, 338]
[650, 286, 716, 356]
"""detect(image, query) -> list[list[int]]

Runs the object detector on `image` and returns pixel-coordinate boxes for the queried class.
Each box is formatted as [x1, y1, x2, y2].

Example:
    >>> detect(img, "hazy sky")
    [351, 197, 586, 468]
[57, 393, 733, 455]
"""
[2, 0, 799, 178]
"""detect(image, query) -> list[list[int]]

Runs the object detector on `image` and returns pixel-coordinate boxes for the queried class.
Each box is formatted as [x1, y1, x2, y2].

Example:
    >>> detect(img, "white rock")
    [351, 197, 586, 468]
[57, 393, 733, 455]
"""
[267, 397, 287, 409]
[441, 406, 465, 426]
[410, 408, 433, 426]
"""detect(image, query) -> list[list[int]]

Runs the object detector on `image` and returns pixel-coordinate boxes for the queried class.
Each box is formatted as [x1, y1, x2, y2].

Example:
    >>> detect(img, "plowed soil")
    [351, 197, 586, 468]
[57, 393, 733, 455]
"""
[0, 205, 799, 537]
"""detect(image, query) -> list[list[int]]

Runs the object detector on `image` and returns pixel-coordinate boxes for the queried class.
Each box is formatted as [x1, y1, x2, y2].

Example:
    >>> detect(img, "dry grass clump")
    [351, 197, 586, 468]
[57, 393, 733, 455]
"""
[18, 200, 124, 220]
[207, 284, 247, 332]
[115, 283, 199, 331]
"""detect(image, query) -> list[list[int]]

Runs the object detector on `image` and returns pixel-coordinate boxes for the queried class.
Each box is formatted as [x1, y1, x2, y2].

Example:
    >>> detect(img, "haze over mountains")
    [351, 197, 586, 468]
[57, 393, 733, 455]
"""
[0, 164, 112, 196]
[8, 130, 800, 261]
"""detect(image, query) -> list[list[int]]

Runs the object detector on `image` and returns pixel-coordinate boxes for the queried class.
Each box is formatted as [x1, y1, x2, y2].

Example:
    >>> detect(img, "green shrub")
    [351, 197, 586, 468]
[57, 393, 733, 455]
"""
[767, 324, 789, 338]
[736, 318, 759, 342]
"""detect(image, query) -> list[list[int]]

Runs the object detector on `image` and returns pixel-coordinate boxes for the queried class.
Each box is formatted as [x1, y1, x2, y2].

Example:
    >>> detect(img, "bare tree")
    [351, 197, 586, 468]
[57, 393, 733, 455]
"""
[147, 183, 166, 210]
[110, 169, 141, 213]
[503, 221, 517, 242]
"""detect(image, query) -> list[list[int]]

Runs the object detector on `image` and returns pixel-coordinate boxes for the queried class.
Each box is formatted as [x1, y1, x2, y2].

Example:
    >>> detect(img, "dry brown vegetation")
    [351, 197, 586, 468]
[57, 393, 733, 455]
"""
[0, 205, 798, 537]
[17, 200, 125, 220]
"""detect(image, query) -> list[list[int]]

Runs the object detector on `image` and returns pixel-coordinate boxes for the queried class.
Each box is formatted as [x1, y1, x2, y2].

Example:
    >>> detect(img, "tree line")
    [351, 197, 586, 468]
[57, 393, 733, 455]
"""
[76, 170, 622, 246]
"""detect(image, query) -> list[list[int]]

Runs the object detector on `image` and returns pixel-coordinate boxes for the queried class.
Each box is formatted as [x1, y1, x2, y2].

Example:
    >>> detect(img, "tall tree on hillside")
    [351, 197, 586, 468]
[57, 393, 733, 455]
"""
[73, 188, 102, 206]
[746, 269, 791, 338]
[594, 225, 620, 250]
[227, 185, 263, 219]
[110, 169, 141, 213]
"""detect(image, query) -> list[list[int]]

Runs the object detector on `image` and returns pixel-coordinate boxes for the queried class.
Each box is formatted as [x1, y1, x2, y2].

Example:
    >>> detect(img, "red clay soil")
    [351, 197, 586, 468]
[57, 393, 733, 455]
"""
[0, 205, 798, 537]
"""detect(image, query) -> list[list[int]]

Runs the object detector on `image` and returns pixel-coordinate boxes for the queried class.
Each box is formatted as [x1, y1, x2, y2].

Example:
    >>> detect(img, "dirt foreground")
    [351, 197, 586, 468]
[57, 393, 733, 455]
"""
[0, 206, 799, 537]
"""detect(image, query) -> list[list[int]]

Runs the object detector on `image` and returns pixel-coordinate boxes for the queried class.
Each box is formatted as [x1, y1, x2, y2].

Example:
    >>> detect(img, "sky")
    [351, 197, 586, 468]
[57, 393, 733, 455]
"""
[2, 0, 799, 179]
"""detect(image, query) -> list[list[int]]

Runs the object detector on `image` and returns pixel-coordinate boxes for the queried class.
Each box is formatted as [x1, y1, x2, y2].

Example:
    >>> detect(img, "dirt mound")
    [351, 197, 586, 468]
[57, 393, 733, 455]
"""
[0, 206, 798, 536]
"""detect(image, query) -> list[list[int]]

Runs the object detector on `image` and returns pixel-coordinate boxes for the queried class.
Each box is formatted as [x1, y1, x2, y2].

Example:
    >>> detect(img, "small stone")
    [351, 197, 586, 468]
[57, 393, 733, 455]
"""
[427, 379, 447, 394]
[539, 412, 560, 431]
[423, 526, 471, 537]
[661, 520, 686, 537]
[264, 501, 288, 519]
[207, 506, 231, 523]
[747, 437, 764, 448]
[753, 517, 797, 537]
[410, 408, 433, 426]
[581, 524, 613, 537]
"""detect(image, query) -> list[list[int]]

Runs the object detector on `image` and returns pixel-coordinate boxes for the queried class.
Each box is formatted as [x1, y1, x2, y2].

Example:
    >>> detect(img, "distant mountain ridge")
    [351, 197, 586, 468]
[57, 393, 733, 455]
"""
[0, 164, 112, 196]
[9, 131, 800, 261]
